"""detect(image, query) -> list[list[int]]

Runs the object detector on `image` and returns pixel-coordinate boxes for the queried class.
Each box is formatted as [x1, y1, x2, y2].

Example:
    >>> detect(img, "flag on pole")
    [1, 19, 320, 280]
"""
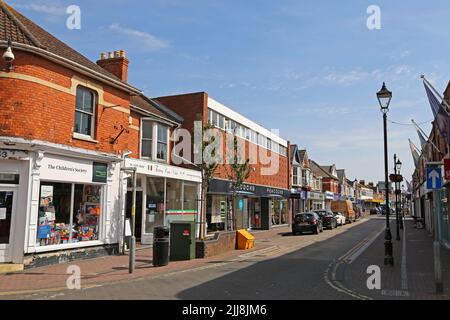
[405, 180, 412, 193]
[412, 121, 428, 149]
[423, 79, 450, 147]
[409, 139, 420, 168]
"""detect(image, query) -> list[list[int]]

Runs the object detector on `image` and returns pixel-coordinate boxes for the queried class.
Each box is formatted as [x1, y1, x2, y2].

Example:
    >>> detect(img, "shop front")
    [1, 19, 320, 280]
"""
[324, 191, 334, 210]
[0, 149, 30, 264]
[306, 191, 325, 211]
[207, 179, 290, 231]
[26, 153, 121, 258]
[289, 188, 307, 219]
[124, 158, 201, 244]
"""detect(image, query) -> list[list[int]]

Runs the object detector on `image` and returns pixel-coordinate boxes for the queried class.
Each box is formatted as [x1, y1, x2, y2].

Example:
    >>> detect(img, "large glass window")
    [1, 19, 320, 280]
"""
[183, 183, 198, 211]
[166, 179, 183, 225]
[141, 121, 153, 158]
[156, 124, 168, 160]
[145, 178, 165, 234]
[37, 182, 102, 246]
[75, 87, 95, 137]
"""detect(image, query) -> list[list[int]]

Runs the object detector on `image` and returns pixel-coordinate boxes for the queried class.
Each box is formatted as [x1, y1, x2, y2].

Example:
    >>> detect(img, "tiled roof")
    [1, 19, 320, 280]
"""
[0, 1, 135, 88]
[131, 94, 183, 124]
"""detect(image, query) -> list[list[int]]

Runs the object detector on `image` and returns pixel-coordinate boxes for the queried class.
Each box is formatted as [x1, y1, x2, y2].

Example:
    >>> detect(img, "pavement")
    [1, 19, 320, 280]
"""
[1, 215, 448, 300]
[335, 218, 450, 300]
[0, 226, 291, 297]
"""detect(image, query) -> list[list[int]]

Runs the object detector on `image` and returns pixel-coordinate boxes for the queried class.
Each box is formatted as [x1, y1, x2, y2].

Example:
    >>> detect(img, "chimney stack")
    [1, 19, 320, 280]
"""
[96, 50, 129, 82]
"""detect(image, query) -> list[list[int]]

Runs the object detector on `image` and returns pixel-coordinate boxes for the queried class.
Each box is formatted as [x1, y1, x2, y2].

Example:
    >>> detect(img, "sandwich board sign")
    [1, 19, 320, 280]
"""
[426, 163, 442, 190]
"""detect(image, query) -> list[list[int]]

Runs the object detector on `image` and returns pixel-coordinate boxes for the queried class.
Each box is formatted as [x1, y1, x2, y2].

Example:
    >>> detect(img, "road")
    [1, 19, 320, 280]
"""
[10, 217, 385, 300]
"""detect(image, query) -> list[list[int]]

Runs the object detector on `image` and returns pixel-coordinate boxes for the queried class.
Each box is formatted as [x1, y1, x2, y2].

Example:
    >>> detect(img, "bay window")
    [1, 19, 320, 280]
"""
[157, 124, 168, 160]
[140, 121, 169, 162]
[141, 121, 153, 158]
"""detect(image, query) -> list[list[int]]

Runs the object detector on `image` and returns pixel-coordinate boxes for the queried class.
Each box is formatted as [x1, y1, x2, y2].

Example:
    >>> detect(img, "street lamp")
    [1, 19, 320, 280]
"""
[396, 159, 403, 230]
[394, 154, 402, 241]
[377, 82, 394, 266]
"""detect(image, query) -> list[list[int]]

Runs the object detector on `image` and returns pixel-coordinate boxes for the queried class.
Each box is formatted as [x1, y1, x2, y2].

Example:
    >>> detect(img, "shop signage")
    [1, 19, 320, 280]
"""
[325, 191, 334, 200]
[0, 149, 28, 160]
[92, 162, 108, 183]
[208, 179, 290, 198]
[307, 191, 324, 201]
[40, 155, 93, 183]
[125, 158, 201, 183]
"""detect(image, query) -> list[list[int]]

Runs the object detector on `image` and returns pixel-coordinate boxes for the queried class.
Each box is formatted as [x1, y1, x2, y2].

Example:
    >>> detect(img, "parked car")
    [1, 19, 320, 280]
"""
[333, 212, 346, 226]
[322, 212, 338, 229]
[292, 212, 324, 235]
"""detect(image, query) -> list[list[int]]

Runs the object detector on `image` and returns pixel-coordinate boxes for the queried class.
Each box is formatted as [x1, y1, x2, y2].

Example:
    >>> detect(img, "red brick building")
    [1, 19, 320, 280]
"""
[0, 1, 201, 267]
[155, 92, 291, 230]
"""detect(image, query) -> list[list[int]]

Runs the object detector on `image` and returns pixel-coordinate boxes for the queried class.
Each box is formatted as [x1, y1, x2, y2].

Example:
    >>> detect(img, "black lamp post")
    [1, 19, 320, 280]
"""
[377, 82, 394, 266]
[394, 154, 402, 241]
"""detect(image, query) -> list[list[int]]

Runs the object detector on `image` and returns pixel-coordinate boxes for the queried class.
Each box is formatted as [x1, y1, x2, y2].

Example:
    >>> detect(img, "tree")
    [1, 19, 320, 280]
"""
[227, 132, 252, 230]
[196, 121, 219, 239]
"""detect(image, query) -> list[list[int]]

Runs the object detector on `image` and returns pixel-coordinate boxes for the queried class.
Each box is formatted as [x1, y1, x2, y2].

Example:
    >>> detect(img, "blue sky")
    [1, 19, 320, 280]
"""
[8, 0, 450, 183]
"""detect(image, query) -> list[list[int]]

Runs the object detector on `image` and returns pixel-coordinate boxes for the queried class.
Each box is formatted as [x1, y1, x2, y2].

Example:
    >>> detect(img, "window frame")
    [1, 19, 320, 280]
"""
[74, 86, 97, 138]
[141, 120, 153, 159]
[156, 123, 169, 161]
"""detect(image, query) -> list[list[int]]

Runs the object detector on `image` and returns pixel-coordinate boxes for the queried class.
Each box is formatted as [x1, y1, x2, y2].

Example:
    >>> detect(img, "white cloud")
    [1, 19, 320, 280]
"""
[109, 23, 170, 50]
[11, 1, 66, 16]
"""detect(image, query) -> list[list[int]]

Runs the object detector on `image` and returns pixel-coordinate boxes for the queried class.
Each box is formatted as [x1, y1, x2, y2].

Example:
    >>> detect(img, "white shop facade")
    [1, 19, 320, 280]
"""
[0, 141, 122, 266]
[123, 158, 202, 244]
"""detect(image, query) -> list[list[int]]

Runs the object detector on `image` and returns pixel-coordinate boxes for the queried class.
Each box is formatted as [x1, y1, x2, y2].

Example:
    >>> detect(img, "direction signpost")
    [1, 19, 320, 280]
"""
[426, 162, 444, 294]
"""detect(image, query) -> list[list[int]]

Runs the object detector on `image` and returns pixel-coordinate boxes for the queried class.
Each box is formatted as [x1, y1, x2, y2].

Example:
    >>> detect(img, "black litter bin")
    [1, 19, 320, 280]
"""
[153, 226, 169, 267]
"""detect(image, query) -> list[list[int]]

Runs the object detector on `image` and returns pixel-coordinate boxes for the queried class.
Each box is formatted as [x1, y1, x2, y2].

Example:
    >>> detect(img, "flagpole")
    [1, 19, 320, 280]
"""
[411, 119, 444, 156]
[421, 75, 450, 116]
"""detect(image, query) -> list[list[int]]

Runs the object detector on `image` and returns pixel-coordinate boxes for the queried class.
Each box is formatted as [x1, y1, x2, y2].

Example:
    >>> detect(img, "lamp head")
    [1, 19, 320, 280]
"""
[377, 82, 392, 113]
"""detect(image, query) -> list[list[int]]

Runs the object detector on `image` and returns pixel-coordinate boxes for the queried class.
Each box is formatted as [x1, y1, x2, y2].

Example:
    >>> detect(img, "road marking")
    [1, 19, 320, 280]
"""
[346, 227, 385, 264]
[324, 221, 386, 300]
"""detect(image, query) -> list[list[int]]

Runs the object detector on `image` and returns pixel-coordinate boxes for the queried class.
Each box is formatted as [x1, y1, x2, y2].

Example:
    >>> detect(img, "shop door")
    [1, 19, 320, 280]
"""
[126, 191, 143, 241]
[0, 188, 16, 263]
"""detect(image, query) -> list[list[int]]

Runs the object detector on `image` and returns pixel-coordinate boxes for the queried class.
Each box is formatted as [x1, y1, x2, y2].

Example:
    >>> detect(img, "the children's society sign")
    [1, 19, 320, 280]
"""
[40, 155, 93, 183]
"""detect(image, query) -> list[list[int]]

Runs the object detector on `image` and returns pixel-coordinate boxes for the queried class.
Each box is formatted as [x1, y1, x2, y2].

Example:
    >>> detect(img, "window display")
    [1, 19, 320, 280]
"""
[37, 182, 102, 246]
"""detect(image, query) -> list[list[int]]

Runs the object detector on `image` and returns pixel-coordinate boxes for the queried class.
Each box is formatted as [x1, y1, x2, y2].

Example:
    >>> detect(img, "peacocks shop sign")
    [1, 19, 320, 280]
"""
[208, 179, 290, 198]
[40, 154, 108, 184]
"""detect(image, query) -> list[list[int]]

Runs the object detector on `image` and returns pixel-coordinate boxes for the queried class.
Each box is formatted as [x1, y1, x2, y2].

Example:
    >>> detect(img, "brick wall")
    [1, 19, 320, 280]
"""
[0, 50, 137, 156]
[155, 93, 289, 190]
[196, 231, 237, 258]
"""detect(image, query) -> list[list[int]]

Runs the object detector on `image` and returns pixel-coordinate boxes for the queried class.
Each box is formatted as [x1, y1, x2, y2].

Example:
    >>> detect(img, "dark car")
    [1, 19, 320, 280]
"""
[314, 210, 335, 228]
[292, 212, 323, 235]
[322, 212, 338, 229]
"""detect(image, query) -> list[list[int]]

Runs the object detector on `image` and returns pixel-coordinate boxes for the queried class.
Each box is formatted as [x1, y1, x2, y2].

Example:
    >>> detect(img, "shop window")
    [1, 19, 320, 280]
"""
[166, 178, 183, 213]
[74, 86, 96, 137]
[156, 124, 168, 161]
[37, 182, 101, 246]
[146, 177, 165, 234]
[207, 195, 226, 231]
[183, 183, 198, 211]
[141, 120, 153, 158]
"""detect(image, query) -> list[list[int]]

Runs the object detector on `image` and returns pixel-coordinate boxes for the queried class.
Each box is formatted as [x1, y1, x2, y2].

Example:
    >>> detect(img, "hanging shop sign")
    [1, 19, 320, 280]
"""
[325, 191, 334, 200]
